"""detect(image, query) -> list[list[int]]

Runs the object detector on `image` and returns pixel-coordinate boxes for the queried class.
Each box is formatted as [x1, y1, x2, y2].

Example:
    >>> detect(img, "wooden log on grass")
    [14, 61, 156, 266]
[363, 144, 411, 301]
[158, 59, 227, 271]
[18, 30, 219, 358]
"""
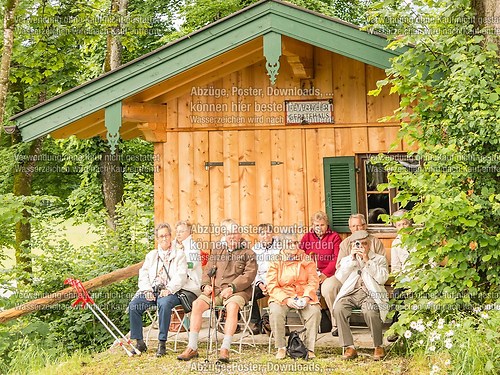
[0, 261, 143, 324]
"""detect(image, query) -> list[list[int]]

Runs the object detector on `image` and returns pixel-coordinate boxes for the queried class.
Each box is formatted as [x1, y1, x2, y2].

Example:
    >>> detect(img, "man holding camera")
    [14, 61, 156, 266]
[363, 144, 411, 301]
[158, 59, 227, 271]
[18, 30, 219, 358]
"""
[332, 230, 389, 361]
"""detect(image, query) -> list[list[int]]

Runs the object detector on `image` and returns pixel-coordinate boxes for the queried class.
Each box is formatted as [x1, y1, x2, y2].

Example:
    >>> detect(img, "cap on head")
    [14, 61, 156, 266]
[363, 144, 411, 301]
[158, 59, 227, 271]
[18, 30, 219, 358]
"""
[350, 230, 369, 242]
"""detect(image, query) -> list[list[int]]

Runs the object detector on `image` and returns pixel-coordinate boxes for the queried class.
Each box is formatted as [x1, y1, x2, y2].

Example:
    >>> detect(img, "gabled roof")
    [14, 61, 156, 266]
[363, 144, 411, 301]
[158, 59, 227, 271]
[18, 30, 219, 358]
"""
[11, 0, 405, 143]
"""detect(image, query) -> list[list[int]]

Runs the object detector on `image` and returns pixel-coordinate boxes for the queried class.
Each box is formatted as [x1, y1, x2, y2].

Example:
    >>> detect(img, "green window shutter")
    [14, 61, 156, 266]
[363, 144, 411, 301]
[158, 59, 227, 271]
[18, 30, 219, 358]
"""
[323, 156, 357, 232]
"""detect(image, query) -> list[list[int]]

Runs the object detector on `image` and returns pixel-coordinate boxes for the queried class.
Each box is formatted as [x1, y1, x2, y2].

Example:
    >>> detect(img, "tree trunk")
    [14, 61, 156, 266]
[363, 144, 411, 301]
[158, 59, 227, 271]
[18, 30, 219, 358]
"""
[99, 141, 124, 229]
[0, 0, 20, 125]
[0, 261, 143, 323]
[472, 0, 500, 46]
[99, 0, 128, 230]
[12, 136, 44, 274]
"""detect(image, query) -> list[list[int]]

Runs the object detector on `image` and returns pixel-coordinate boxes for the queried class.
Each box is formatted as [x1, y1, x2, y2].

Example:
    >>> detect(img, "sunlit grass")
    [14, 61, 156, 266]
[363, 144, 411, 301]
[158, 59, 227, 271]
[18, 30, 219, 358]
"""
[24, 343, 431, 375]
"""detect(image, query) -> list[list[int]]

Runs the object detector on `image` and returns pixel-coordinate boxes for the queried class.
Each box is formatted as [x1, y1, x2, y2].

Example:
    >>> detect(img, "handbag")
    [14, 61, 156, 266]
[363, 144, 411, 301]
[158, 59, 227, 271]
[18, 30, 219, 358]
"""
[175, 289, 198, 313]
[286, 328, 309, 359]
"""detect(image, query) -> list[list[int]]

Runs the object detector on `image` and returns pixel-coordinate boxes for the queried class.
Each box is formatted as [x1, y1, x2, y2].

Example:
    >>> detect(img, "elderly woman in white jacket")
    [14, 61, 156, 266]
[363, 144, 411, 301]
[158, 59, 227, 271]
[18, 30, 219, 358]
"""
[129, 223, 190, 357]
[332, 230, 389, 361]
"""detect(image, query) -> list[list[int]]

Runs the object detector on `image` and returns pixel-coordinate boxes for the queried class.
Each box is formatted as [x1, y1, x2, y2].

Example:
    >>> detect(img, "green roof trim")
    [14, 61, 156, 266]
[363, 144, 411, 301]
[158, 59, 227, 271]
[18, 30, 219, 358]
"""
[105, 102, 122, 154]
[263, 32, 282, 85]
[11, 0, 406, 142]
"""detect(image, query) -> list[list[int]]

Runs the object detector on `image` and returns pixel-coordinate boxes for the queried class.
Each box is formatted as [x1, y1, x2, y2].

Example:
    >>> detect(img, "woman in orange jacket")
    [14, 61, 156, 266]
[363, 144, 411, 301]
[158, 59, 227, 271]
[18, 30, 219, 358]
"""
[266, 234, 321, 359]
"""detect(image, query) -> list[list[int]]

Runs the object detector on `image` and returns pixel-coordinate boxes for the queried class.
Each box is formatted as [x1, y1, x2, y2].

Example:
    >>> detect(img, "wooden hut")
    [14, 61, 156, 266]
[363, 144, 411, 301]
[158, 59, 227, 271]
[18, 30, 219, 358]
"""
[11, 0, 410, 250]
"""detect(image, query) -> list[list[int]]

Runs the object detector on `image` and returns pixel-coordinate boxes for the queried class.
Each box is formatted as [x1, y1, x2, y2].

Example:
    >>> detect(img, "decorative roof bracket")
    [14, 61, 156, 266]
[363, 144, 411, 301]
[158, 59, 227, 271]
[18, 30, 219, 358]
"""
[263, 32, 281, 85]
[105, 102, 122, 154]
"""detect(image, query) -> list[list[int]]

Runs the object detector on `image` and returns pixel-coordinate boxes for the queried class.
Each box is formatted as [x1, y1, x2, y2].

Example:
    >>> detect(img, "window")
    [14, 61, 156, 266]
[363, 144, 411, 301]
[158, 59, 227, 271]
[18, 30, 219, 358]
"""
[357, 153, 418, 226]
[323, 154, 417, 232]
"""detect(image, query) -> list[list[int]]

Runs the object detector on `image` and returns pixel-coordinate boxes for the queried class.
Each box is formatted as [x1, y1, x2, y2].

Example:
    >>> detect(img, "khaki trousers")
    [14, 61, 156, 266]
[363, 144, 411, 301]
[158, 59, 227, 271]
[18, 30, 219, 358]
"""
[321, 275, 342, 327]
[333, 288, 383, 347]
[269, 302, 321, 351]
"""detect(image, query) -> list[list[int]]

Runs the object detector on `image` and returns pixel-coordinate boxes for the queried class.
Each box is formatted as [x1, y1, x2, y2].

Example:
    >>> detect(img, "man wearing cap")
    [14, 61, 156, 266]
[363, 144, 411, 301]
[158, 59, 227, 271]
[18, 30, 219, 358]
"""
[332, 230, 389, 361]
[325, 213, 386, 336]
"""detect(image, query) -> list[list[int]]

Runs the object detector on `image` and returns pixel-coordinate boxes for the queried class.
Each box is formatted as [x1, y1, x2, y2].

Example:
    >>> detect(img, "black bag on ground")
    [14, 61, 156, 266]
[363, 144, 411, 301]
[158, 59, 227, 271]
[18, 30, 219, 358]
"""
[175, 289, 198, 313]
[319, 308, 332, 333]
[286, 328, 308, 359]
[258, 312, 272, 335]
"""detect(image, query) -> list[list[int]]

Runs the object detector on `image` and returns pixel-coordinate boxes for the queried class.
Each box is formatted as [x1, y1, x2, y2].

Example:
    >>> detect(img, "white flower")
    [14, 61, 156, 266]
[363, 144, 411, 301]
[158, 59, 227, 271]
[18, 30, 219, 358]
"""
[404, 330, 412, 338]
[445, 359, 451, 366]
[427, 321, 434, 327]
[481, 312, 489, 319]
[410, 321, 418, 329]
[437, 318, 445, 329]
[445, 339, 453, 349]
[429, 345, 436, 352]
[445, 330, 454, 337]
[419, 339, 424, 345]
[416, 323, 426, 332]
[430, 364, 440, 375]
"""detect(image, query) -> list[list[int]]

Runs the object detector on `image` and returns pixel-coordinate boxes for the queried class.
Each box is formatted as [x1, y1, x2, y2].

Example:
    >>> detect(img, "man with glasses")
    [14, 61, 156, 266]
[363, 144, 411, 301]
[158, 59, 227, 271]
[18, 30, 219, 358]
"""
[332, 230, 389, 361]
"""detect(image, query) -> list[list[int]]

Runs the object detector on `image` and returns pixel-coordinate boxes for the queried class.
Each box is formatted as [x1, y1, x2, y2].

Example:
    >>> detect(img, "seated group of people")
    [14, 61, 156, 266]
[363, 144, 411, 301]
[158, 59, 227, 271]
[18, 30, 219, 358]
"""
[129, 212, 410, 362]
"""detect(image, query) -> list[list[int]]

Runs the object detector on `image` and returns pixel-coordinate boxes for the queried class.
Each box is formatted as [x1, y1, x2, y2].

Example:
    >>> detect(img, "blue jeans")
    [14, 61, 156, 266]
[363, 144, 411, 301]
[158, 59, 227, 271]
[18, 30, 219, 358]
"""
[129, 292, 181, 341]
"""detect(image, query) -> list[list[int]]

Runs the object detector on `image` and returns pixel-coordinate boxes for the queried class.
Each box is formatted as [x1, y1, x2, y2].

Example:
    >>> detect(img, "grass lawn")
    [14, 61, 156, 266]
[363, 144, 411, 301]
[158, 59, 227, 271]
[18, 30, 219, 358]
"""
[1, 219, 100, 269]
[33, 343, 428, 375]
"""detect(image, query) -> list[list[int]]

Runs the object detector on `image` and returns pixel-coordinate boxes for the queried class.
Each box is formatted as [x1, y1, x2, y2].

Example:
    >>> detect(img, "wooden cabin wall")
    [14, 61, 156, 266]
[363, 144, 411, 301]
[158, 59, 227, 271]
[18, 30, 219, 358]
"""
[154, 42, 404, 244]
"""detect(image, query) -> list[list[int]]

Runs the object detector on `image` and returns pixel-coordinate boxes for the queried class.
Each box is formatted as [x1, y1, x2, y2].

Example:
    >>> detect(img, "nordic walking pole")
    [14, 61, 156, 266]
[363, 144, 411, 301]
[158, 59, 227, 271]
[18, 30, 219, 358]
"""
[64, 278, 136, 356]
[205, 267, 217, 363]
[69, 279, 141, 355]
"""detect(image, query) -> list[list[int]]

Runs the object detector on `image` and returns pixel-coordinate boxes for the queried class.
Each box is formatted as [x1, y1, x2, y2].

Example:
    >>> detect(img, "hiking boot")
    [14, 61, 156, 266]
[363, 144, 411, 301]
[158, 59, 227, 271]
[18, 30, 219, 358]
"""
[373, 346, 385, 361]
[135, 340, 147, 354]
[177, 347, 199, 361]
[341, 347, 358, 360]
[218, 348, 230, 363]
[275, 347, 286, 360]
[156, 341, 166, 357]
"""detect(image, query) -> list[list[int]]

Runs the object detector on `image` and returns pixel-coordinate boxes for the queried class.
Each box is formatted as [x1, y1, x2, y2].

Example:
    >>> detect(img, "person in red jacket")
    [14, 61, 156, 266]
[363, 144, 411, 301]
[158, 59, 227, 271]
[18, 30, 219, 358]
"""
[299, 211, 341, 333]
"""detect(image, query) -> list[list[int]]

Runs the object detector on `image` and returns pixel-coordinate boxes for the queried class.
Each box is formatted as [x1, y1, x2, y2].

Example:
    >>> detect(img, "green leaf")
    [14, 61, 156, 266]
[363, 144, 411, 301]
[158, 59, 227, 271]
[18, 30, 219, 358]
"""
[487, 93, 499, 103]
[482, 254, 492, 262]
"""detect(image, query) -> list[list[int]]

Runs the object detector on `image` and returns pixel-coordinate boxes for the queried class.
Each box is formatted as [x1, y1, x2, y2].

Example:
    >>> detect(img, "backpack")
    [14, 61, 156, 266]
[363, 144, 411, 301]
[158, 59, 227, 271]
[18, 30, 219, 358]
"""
[286, 328, 309, 359]
[258, 313, 272, 335]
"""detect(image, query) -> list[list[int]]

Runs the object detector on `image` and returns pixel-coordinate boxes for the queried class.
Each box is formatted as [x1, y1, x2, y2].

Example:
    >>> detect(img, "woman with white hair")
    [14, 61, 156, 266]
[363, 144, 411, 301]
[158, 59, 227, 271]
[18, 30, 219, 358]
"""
[266, 234, 321, 360]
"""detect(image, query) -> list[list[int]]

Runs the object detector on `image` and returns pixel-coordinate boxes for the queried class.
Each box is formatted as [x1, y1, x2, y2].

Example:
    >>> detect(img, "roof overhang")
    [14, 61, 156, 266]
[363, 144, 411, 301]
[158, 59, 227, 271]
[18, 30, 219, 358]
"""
[10, 0, 406, 147]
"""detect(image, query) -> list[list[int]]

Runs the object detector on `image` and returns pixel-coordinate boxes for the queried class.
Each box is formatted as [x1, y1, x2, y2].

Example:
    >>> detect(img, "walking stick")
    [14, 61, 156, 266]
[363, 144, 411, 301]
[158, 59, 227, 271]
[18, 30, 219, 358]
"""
[64, 278, 141, 356]
[205, 267, 217, 363]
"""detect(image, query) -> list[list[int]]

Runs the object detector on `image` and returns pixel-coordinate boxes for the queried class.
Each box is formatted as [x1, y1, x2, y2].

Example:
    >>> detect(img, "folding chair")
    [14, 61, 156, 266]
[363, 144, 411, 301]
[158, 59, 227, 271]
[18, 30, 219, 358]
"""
[267, 307, 305, 353]
[145, 305, 189, 352]
[209, 283, 257, 354]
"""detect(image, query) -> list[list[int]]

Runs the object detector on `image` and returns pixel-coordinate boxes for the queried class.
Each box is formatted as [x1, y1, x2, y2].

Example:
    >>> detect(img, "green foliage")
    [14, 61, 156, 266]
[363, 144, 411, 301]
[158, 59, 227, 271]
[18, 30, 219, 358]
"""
[0, 197, 152, 370]
[171, 0, 370, 42]
[367, 0, 500, 370]
[390, 310, 500, 374]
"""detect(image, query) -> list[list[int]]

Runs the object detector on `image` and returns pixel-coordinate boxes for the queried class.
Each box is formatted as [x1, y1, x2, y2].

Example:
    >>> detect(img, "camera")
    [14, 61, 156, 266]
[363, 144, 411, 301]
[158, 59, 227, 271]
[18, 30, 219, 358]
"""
[152, 283, 165, 298]
[354, 240, 362, 249]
